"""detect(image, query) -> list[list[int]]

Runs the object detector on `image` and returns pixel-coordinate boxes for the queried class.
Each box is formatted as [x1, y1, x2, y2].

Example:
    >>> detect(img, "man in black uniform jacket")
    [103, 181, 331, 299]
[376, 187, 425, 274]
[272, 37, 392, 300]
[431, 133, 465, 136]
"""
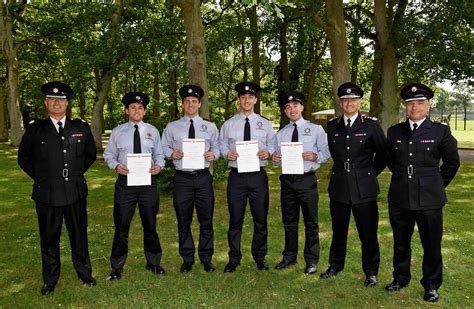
[18, 81, 97, 295]
[321, 82, 387, 287]
[385, 83, 460, 303]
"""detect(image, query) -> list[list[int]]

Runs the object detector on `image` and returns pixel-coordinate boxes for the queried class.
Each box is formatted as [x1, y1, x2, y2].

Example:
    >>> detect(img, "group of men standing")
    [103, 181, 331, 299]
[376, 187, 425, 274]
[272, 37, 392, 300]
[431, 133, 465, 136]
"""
[17, 80, 459, 303]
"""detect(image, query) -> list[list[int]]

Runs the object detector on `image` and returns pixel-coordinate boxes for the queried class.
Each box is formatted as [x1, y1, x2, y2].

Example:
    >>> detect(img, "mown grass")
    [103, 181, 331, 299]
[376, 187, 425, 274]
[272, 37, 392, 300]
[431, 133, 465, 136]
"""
[0, 143, 472, 308]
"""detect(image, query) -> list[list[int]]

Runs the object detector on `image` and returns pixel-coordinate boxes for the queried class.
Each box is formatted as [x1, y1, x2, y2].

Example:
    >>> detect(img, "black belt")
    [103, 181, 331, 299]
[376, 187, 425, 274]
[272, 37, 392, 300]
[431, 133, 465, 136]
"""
[393, 166, 439, 176]
[334, 163, 372, 172]
[176, 169, 209, 175]
[230, 167, 265, 172]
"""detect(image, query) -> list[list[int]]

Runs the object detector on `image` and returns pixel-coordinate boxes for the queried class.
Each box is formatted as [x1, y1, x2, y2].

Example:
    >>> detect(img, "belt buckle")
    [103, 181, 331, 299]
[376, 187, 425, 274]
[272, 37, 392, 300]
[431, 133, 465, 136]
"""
[344, 162, 350, 172]
[407, 165, 413, 176]
[62, 168, 69, 177]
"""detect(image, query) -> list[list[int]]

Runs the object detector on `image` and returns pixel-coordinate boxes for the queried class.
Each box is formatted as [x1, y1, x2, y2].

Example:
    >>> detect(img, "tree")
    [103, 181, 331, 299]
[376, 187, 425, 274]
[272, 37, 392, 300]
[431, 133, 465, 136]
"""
[174, 0, 210, 119]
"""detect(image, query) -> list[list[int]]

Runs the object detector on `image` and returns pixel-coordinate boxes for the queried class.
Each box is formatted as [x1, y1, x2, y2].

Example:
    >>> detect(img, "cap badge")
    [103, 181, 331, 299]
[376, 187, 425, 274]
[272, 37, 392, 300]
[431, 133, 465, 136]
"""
[188, 89, 193, 93]
[53, 88, 59, 93]
[411, 86, 417, 92]
[245, 86, 249, 91]
[136, 96, 141, 101]
[288, 96, 293, 101]
[346, 88, 351, 94]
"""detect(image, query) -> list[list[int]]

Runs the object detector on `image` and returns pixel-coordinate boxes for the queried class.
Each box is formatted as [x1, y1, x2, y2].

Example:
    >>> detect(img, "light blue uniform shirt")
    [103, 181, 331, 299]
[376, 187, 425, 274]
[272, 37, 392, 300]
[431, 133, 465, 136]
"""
[219, 112, 277, 168]
[161, 115, 220, 171]
[103, 120, 165, 170]
[275, 117, 330, 172]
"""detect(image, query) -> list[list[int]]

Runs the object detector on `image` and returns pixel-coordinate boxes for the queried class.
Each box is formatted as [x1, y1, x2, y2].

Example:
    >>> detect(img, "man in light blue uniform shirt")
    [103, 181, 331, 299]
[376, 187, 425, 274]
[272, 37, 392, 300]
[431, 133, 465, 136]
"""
[103, 91, 166, 280]
[161, 84, 220, 273]
[272, 91, 330, 275]
[219, 81, 277, 273]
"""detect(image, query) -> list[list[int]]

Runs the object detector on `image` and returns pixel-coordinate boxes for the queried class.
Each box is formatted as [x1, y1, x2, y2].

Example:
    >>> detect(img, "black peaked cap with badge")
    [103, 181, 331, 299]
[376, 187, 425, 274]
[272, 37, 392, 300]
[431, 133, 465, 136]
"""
[41, 81, 73, 99]
[235, 82, 261, 96]
[279, 90, 305, 108]
[337, 82, 364, 99]
[179, 84, 205, 100]
[122, 92, 150, 108]
[400, 83, 434, 102]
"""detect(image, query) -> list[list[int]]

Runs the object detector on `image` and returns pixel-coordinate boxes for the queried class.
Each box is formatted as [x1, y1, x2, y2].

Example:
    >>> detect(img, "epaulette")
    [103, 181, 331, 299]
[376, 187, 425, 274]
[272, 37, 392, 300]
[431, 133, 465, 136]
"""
[73, 118, 87, 123]
[259, 115, 270, 121]
[328, 117, 337, 122]
[202, 117, 214, 123]
[29, 120, 36, 124]
[170, 117, 181, 122]
[433, 121, 448, 126]
[363, 115, 378, 121]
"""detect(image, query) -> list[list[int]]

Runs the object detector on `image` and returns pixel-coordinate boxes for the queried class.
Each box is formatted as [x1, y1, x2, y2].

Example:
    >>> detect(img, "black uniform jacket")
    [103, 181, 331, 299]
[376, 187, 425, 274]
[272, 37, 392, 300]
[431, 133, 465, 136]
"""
[18, 117, 97, 206]
[327, 113, 387, 204]
[387, 118, 460, 210]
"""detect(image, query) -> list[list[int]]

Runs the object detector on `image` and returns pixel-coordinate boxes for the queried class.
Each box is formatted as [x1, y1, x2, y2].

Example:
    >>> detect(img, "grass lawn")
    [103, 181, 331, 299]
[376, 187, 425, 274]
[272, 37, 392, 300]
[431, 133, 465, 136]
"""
[0, 143, 472, 307]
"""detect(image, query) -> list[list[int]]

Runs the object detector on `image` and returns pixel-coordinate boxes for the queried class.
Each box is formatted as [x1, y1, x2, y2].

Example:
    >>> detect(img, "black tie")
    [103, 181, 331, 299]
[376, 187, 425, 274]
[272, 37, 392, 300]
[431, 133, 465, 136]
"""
[412, 123, 418, 131]
[291, 123, 298, 142]
[57, 121, 64, 136]
[133, 124, 141, 153]
[188, 119, 195, 138]
[346, 118, 351, 130]
[244, 117, 251, 141]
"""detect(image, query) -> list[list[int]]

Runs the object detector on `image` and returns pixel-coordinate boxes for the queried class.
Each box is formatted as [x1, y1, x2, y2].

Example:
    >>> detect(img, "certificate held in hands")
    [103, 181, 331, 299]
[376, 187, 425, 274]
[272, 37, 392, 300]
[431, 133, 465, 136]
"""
[236, 140, 260, 173]
[127, 153, 152, 186]
[182, 138, 205, 170]
[280, 142, 304, 174]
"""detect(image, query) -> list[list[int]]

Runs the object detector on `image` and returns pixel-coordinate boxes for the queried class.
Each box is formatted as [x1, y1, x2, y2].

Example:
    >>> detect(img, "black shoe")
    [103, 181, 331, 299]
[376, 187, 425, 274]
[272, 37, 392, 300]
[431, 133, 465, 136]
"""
[223, 261, 240, 273]
[364, 275, 377, 287]
[108, 268, 122, 281]
[275, 259, 297, 270]
[146, 264, 166, 275]
[304, 263, 317, 275]
[424, 289, 439, 303]
[40, 283, 55, 296]
[385, 281, 408, 292]
[255, 260, 269, 271]
[320, 266, 341, 279]
[202, 262, 216, 273]
[180, 262, 194, 273]
[81, 276, 97, 286]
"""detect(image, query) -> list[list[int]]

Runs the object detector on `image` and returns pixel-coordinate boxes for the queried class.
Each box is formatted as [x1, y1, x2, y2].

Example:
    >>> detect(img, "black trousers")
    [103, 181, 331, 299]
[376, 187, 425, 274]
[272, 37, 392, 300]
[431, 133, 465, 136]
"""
[328, 200, 380, 276]
[227, 168, 269, 263]
[35, 199, 92, 285]
[110, 176, 162, 270]
[389, 206, 443, 290]
[279, 173, 320, 264]
[173, 170, 214, 263]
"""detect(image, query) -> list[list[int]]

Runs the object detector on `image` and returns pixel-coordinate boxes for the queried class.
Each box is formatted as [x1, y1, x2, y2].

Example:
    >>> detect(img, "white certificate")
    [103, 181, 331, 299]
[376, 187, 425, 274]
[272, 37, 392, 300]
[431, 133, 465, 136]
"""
[127, 153, 152, 186]
[182, 138, 205, 170]
[236, 140, 260, 173]
[280, 142, 304, 174]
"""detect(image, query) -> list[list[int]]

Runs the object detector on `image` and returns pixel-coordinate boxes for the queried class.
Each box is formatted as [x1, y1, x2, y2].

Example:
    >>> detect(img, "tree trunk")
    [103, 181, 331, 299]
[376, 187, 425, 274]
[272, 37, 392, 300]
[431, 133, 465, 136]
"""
[90, 0, 124, 151]
[152, 73, 160, 120]
[174, 0, 210, 119]
[312, 1, 351, 116]
[304, 37, 328, 120]
[78, 90, 86, 120]
[278, 21, 290, 129]
[369, 41, 383, 118]
[0, 0, 24, 146]
[374, 0, 401, 131]
[168, 69, 178, 119]
[0, 76, 8, 141]
[246, 5, 261, 113]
